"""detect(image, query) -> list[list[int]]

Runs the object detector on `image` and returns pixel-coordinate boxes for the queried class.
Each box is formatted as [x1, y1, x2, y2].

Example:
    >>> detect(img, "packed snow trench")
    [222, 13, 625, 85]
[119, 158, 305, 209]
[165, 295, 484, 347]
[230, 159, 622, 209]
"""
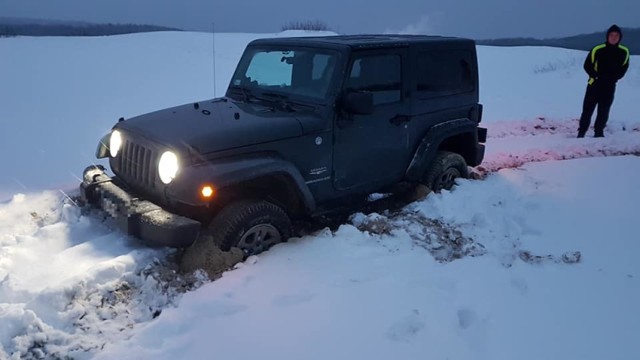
[1, 32, 639, 359]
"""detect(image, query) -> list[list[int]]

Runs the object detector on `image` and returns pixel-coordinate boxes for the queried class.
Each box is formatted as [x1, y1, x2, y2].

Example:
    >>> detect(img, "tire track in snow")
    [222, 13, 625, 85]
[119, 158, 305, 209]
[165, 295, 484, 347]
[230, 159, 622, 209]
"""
[475, 118, 640, 176]
[485, 117, 640, 139]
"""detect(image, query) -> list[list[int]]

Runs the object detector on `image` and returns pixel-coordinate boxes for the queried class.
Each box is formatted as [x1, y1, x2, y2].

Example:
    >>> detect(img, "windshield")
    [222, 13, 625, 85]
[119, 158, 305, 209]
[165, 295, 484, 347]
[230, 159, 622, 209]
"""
[230, 47, 339, 101]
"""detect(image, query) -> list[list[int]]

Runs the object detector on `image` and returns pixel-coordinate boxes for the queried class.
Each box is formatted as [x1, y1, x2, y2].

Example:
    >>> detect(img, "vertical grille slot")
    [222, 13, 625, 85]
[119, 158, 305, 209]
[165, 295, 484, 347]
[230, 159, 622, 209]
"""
[130, 143, 138, 181]
[143, 149, 151, 185]
[148, 152, 157, 189]
[134, 144, 142, 182]
[126, 141, 134, 177]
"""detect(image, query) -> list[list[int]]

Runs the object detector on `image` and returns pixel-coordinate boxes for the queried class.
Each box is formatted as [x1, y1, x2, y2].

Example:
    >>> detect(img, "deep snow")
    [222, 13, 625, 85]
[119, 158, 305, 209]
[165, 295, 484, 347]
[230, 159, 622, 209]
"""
[0, 31, 639, 359]
[100, 157, 640, 360]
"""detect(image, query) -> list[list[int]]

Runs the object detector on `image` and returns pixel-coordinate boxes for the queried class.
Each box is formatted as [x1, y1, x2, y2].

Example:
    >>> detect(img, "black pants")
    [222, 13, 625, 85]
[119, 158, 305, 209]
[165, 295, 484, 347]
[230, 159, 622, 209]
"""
[578, 82, 616, 135]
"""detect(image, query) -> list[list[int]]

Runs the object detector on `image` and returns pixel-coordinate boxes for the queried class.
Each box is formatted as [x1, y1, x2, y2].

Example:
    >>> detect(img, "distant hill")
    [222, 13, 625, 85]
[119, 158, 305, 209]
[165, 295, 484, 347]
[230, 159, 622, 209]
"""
[477, 28, 640, 55]
[0, 17, 181, 37]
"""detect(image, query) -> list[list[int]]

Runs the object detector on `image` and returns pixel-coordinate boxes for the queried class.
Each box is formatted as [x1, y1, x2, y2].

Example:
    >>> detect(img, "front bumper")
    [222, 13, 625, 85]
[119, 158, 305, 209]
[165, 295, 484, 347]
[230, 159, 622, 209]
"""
[80, 165, 200, 248]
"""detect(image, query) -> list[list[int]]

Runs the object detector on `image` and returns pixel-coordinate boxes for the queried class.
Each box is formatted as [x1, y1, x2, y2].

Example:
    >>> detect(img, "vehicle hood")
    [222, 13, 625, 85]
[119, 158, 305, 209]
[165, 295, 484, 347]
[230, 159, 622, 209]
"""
[115, 99, 304, 154]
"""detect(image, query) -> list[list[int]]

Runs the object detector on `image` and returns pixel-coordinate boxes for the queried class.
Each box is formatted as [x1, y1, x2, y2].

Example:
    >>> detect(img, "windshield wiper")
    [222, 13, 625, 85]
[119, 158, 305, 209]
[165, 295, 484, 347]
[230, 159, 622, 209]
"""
[259, 92, 301, 112]
[228, 85, 256, 103]
[230, 87, 311, 112]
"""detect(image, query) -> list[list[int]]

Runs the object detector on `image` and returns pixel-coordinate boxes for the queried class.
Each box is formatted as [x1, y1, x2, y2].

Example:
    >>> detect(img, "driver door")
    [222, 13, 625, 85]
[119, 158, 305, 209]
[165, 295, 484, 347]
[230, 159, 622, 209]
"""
[333, 49, 410, 192]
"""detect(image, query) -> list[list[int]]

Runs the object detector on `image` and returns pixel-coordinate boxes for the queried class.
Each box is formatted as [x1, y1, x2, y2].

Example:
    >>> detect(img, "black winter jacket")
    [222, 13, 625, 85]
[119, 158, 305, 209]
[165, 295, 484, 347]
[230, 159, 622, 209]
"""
[583, 43, 630, 86]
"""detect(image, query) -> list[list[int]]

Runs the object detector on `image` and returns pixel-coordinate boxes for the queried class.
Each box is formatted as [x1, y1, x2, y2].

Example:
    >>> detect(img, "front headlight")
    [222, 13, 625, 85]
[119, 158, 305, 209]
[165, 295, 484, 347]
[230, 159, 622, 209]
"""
[109, 130, 122, 157]
[158, 151, 179, 184]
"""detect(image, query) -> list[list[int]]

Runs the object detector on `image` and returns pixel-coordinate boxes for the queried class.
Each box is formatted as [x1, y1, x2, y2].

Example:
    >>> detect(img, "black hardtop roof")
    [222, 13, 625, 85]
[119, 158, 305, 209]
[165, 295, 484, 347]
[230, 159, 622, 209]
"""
[248, 34, 475, 49]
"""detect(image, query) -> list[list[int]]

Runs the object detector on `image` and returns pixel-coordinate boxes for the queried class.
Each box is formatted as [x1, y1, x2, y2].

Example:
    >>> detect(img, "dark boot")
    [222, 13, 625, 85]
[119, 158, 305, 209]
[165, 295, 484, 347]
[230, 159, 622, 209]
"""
[577, 131, 586, 138]
[594, 131, 604, 138]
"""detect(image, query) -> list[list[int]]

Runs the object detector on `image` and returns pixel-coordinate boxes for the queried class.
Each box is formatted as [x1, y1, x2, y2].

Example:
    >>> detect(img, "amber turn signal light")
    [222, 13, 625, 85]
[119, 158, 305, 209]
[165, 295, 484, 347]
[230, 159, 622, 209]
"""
[201, 185, 215, 199]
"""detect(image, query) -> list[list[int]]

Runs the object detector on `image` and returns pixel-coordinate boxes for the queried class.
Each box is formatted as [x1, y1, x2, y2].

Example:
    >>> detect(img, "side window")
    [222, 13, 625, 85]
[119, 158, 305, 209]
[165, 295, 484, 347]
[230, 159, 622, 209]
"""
[346, 54, 401, 105]
[417, 50, 474, 97]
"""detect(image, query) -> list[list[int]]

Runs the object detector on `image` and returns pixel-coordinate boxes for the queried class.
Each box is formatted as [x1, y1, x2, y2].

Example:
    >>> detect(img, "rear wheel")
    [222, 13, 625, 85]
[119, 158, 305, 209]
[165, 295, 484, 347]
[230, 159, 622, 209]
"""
[423, 151, 469, 192]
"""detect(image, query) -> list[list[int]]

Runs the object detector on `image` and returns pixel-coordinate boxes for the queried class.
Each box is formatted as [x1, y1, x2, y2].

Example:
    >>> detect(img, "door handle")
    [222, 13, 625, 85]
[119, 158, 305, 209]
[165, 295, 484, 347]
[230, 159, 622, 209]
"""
[390, 115, 410, 126]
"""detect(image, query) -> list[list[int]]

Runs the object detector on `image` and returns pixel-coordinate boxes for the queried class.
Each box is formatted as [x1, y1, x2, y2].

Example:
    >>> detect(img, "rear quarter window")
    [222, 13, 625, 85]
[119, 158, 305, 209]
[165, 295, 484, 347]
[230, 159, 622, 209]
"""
[416, 50, 475, 98]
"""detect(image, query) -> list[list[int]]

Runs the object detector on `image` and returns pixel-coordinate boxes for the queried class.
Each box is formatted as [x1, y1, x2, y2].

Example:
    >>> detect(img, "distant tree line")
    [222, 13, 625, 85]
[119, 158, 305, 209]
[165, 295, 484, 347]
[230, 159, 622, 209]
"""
[477, 28, 640, 55]
[281, 20, 331, 32]
[0, 23, 181, 37]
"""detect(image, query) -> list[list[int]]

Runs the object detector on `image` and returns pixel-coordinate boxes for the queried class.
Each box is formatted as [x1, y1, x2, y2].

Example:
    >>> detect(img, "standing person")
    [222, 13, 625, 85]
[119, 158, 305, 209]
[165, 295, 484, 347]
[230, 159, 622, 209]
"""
[577, 25, 630, 138]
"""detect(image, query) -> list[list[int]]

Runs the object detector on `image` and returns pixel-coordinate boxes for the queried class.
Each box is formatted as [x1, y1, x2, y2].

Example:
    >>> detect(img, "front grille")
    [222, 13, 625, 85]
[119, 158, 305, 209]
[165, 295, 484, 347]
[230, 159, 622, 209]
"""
[114, 140, 158, 190]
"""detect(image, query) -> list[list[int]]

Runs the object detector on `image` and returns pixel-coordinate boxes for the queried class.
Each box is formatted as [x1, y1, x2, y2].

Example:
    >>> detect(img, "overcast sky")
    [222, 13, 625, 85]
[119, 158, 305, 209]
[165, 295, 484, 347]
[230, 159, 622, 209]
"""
[1, 0, 639, 39]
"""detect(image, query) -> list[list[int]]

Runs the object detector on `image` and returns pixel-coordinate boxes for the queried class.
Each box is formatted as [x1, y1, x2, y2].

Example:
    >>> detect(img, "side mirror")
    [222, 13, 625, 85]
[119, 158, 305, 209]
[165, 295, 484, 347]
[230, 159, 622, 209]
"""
[342, 92, 373, 115]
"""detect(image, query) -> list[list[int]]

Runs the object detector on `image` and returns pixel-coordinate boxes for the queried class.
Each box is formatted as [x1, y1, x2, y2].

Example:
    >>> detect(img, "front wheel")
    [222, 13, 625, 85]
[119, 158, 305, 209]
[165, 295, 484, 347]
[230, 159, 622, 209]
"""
[180, 199, 292, 276]
[423, 151, 469, 192]
[208, 199, 292, 256]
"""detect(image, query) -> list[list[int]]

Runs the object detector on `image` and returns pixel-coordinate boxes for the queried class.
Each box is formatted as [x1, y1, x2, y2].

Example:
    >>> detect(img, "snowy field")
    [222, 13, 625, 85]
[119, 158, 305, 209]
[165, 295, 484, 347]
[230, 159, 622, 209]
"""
[0, 31, 639, 359]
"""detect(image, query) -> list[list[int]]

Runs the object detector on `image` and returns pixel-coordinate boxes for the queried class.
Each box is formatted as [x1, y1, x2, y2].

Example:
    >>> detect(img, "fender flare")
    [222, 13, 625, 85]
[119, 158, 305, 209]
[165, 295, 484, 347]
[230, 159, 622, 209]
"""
[405, 118, 479, 182]
[167, 155, 316, 214]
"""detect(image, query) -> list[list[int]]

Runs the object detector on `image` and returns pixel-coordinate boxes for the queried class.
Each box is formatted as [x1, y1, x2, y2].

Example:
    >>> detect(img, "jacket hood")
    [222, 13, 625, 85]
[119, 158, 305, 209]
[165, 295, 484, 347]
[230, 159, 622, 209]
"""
[607, 24, 623, 44]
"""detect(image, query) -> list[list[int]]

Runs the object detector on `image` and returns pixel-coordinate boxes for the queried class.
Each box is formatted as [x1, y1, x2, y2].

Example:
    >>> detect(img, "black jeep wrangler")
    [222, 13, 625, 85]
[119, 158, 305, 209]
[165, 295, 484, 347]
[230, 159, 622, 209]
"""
[81, 35, 486, 256]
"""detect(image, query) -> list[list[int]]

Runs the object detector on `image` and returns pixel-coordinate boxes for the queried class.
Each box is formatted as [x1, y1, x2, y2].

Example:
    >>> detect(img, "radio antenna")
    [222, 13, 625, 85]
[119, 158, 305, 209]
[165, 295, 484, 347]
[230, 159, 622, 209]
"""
[212, 22, 217, 98]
